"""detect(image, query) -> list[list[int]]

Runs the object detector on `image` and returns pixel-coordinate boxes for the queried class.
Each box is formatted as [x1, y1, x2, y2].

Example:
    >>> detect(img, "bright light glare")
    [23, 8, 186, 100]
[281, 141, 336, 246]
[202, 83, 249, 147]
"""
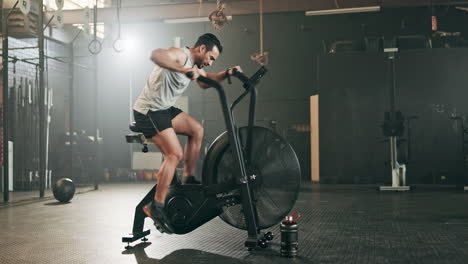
[124, 39, 137, 53]
[114, 38, 137, 54]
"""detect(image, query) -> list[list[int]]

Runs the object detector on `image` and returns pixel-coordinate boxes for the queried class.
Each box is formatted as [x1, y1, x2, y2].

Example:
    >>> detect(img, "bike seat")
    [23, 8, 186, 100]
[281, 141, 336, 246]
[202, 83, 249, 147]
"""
[129, 122, 143, 133]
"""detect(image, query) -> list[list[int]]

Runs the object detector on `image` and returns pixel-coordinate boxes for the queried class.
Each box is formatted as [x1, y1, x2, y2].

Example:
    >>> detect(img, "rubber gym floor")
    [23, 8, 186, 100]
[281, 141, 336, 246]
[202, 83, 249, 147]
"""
[0, 183, 467, 264]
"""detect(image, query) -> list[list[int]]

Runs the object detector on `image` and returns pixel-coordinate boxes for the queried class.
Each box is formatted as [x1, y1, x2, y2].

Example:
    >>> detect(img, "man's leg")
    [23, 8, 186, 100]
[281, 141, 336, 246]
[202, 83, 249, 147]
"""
[172, 112, 204, 179]
[150, 128, 183, 203]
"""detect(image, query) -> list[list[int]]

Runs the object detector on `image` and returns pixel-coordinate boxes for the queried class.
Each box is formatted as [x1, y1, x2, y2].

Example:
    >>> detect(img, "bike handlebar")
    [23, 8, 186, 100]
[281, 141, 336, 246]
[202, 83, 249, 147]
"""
[231, 68, 249, 84]
[185, 71, 222, 89]
[185, 66, 267, 90]
[185, 71, 194, 79]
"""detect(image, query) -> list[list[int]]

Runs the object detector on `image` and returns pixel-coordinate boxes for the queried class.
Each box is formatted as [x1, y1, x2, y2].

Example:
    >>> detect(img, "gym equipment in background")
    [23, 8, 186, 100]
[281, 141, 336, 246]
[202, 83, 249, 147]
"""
[379, 47, 411, 191]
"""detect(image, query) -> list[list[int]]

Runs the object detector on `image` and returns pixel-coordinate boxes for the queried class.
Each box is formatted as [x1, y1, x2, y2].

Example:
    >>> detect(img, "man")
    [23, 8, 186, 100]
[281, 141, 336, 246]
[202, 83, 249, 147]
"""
[133, 33, 242, 232]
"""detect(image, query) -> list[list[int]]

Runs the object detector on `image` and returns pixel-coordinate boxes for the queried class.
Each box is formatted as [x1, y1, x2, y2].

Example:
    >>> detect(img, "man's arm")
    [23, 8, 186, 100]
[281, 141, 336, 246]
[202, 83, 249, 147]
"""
[150, 47, 188, 73]
[196, 66, 243, 89]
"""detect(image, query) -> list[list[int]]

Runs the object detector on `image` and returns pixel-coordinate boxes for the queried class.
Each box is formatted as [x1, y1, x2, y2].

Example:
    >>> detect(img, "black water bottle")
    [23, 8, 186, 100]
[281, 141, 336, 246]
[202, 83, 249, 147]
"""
[280, 215, 299, 257]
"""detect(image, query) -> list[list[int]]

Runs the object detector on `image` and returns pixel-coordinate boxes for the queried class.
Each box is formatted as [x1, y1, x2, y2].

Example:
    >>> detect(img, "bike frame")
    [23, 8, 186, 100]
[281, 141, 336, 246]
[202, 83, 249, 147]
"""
[193, 66, 268, 247]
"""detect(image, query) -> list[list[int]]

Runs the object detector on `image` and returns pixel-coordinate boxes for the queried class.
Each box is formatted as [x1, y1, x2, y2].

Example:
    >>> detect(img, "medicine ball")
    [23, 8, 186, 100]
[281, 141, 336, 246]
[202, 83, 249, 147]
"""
[52, 178, 76, 202]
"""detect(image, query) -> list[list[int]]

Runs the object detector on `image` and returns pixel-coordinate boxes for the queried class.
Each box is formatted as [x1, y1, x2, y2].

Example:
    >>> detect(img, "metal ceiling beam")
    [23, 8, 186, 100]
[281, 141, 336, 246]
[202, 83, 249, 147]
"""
[48, 0, 468, 25]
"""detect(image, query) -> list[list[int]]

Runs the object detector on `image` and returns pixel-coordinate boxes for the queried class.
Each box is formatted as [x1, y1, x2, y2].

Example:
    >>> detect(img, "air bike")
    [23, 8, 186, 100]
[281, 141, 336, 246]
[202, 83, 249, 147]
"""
[122, 66, 301, 250]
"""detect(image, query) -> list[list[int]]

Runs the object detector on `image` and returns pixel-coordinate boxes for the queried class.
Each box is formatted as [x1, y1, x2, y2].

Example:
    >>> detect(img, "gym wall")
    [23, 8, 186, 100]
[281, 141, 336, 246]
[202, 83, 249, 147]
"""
[319, 49, 468, 184]
[71, 6, 468, 183]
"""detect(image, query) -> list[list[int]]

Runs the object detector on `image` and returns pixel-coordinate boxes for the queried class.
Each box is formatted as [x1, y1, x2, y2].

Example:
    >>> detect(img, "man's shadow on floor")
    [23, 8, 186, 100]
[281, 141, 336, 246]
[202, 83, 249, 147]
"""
[122, 241, 311, 264]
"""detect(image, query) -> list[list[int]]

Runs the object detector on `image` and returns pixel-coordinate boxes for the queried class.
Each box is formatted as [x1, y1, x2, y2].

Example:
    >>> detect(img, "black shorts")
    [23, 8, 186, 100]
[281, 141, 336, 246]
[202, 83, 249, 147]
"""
[133, 107, 183, 139]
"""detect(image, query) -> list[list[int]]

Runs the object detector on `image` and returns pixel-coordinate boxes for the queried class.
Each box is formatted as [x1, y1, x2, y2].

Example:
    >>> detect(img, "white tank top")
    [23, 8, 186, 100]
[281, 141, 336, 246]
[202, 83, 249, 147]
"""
[133, 47, 194, 114]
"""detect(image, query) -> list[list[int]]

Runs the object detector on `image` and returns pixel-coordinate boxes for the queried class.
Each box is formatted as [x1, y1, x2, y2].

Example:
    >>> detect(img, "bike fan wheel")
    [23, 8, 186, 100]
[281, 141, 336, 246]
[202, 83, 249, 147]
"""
[202, 126, 301, 230]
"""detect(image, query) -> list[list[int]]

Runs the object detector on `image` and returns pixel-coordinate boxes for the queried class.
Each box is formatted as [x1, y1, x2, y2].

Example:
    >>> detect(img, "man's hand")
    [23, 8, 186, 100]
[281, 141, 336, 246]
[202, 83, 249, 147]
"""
[183, 67, 202, 81]
[227, 66, 243, 76]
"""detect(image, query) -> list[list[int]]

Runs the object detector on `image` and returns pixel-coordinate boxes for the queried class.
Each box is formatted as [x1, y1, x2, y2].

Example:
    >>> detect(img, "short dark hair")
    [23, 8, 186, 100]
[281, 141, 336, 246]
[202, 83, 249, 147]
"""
[194, 33, 223, 53]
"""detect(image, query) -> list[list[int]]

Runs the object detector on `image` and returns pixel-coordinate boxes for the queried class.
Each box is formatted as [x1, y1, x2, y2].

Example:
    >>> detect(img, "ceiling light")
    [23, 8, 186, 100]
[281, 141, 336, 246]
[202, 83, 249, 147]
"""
[305, 6, 380, 16]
